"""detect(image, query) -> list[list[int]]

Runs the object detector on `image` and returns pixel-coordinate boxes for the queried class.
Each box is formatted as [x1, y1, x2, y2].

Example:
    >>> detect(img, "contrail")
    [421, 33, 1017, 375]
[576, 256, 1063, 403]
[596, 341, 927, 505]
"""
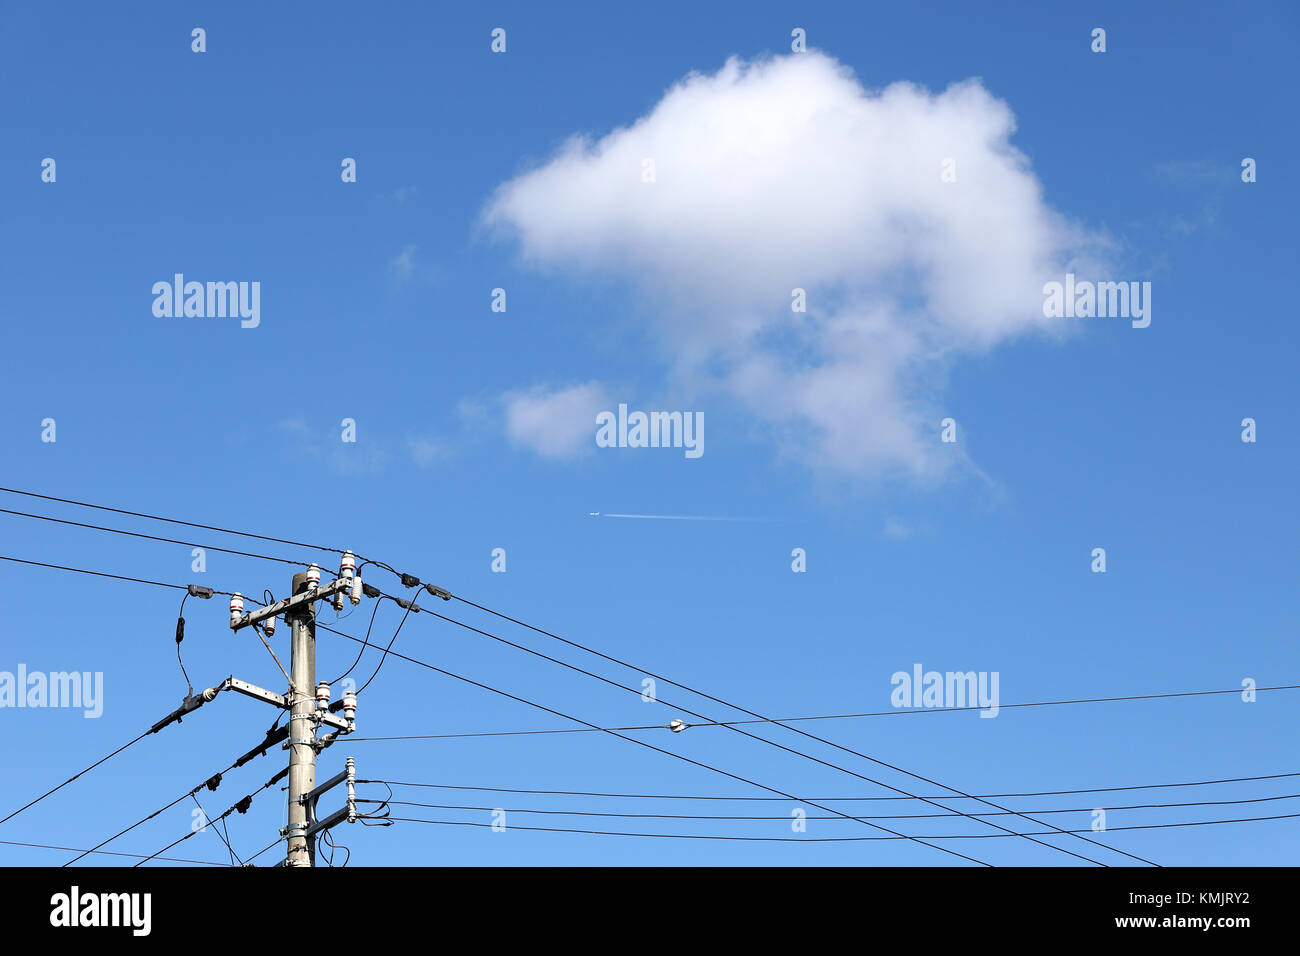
[588, 512, 767, 522]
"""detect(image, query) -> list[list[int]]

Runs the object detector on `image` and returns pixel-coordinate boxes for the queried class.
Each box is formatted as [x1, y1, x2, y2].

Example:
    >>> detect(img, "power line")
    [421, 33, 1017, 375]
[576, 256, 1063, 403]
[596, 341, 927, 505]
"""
[385, 811, 1300, 842]
[242, 837, 284, 866]
[0, 505, 317, 569]
[433, 593, 1159, 867]
[391, 596, 1124, 867]
[191, 793, 240, 866]
[356, 596, 419, 695]
[364, 791, 1300, 820]
[0, 553, 219, 593]
[342, 683, 1300, 741]
[326, 597, 386, 687]
[0, 522, 1231, 865]
[65, 738, 275, 866]
[0, 728, 155, 826]
[0, 486, 345, 556]
[134, 768, 286, 867]
[0, 838, 228, 866]
[361, 771, 1300, 803]
[311, 621, 997, 867]
[0, 494, 1228, 865]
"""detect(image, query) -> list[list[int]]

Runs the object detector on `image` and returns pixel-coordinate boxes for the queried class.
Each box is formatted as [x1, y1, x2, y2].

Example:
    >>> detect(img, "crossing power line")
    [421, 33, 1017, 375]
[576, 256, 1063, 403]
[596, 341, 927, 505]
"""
[340, 684, 1300, 741]
[382, 810, 1300, 842]
[0, 487, 1290, 866]
[373, 590, 1144, 866]
[358, 770, 1300, 802]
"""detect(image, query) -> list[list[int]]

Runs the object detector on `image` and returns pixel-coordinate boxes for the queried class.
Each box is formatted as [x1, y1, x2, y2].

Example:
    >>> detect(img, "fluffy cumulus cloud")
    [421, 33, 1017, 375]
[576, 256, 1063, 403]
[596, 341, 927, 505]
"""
[503, 382, 611, 460]
[483, 53, 1100, 477]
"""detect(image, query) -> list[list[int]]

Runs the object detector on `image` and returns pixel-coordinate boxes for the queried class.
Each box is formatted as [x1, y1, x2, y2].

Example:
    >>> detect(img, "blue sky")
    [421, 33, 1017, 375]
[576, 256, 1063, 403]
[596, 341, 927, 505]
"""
[0, 0, 1296, 866]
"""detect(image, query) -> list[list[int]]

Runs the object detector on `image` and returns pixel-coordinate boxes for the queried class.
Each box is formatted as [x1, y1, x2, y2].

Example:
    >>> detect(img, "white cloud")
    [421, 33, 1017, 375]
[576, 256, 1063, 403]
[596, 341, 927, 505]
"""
[390, 245, 417, 280]
[503, 382, 610, 460]
[483, 52, 1103, 477]
[882, 516, 916, 539]
[407, 438, 449, 467]
[390, 245, 440, 285]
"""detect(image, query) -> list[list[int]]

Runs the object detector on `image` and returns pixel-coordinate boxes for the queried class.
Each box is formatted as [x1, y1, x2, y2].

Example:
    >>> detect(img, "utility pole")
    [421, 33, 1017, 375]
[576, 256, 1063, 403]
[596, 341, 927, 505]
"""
[285, 570, 316, 868]
[228, 556, 363, 867]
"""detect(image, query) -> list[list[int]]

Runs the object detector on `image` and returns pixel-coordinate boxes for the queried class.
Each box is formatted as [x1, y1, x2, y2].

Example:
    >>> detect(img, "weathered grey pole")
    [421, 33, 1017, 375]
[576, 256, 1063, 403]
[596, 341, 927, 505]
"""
[285, 570, 317, 867]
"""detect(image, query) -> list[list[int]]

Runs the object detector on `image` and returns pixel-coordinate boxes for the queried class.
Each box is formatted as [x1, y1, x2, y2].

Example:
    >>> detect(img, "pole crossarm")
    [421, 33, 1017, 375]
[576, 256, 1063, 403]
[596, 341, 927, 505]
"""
[225, 676, 353, 733]
[231, 577, 350, 631]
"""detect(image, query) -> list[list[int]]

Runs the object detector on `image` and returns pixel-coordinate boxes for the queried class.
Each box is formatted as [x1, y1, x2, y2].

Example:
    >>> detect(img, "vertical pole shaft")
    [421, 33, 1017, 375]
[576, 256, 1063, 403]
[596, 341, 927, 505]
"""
[286, 571, 317, 867]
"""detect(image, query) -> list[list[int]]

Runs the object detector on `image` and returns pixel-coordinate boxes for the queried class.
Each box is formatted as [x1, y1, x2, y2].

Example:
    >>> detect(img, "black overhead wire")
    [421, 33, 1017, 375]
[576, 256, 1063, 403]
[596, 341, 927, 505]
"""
[0, 556, 556, 847]
[0, 838, 227, 866]
[383, 811, 1300, 842]
[0, 553, 222, 593]
[134, 768, 285, 868]
[65, 736, 279, 866]
[0, 487, 346, 556]
[320, 825, 351, 867]
[0, 492, 1249, 864]
[242, 837, 283, 866]
[355, 782, 394, 833]
[190, 793, 240, 866]
[0, 728, 156, 826]
[0, 505, 321, 569]
[360, 791, 1300, 821]
[381, 593, 1124, 867]
[65, 775, 230, 867]
[355, 596, 419, 695]
[0, 493, 1268, 730]
[0, 523, 1100, 867]
[175, 592, 194, 697]
[340, 684, 1300, 741]
[326, 598, 386, 687]
[361, 771, 1300, 803]
[429, 592, 1165, 867]
[310, 620, 995, 867]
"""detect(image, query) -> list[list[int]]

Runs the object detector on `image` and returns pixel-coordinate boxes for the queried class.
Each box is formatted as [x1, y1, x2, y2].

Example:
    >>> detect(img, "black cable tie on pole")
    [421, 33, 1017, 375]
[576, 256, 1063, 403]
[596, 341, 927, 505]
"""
[187, 584, 214, 599]
[205, 773, 222, 792]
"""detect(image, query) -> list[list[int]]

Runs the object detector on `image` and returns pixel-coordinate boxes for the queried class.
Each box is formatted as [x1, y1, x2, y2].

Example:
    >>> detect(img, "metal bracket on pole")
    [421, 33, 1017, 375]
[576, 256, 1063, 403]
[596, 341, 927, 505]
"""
[300, 756, 358, 839]
[304, 806, 350, 838]
[226, 676, 353, 733]
[298, 767, 349, 806]
[227, 676, 287, 709]
[230, 578, 350, 632]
